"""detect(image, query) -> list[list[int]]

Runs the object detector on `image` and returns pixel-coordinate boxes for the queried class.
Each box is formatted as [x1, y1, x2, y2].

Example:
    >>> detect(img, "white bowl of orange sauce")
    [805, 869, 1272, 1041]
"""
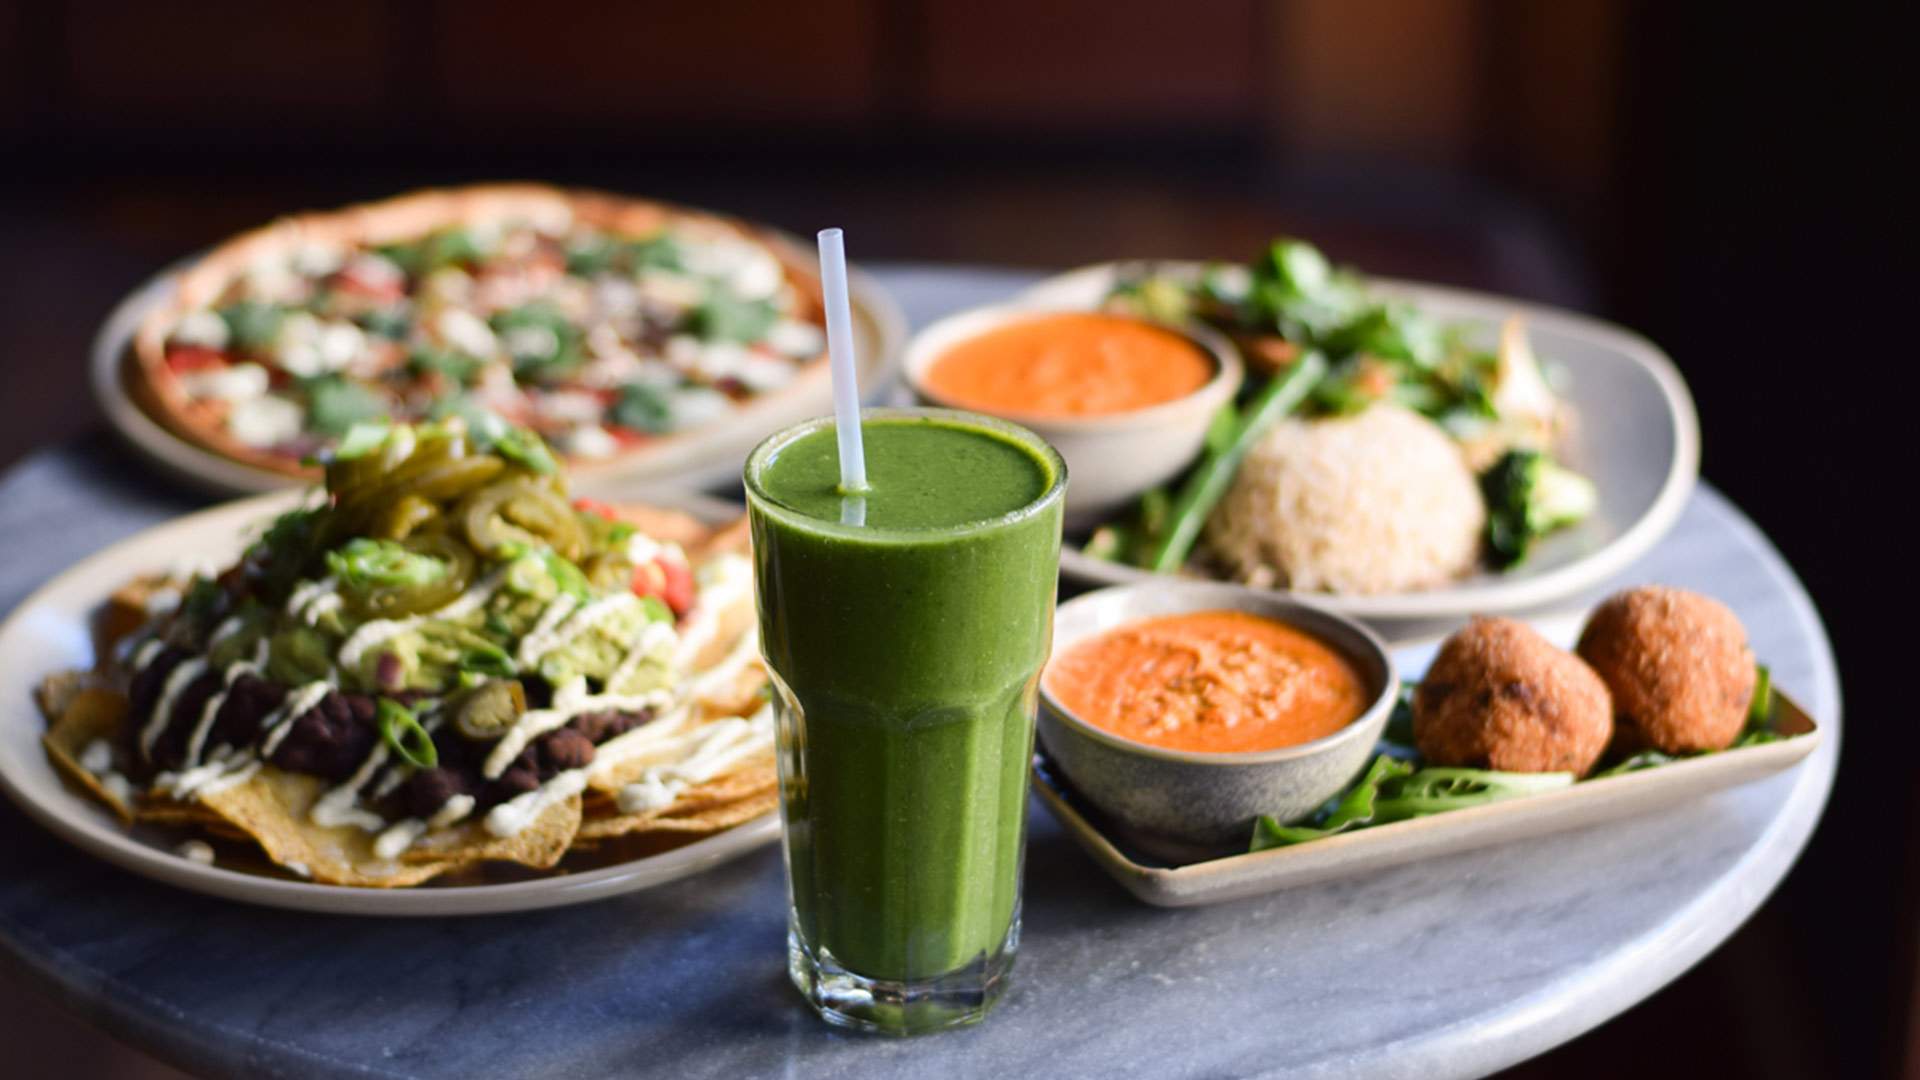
[904, 306, 1242, 528]
[1039, 581, 1398, 861]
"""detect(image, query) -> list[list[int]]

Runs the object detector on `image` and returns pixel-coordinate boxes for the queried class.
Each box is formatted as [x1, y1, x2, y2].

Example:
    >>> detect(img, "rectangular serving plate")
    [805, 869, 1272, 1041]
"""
[1032, 687, 1820, 909]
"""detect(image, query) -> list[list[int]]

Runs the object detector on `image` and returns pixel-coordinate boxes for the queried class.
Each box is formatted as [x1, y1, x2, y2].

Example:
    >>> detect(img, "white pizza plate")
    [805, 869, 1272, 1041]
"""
[91, 247, 908, 498]
[1022, 263, 1701, 622]
[0, 485, 778, 916]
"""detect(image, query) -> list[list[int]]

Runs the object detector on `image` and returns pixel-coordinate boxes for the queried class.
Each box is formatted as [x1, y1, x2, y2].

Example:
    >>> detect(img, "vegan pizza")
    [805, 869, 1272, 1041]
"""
[130, 184, 829, 477]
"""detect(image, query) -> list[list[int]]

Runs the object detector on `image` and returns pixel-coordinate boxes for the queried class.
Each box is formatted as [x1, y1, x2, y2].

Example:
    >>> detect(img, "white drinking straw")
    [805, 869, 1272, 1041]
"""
[817, 227, 868, 495]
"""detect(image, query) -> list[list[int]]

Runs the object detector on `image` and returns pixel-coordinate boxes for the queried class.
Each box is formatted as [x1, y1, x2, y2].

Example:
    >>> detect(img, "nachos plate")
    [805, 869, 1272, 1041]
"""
[0, 424, 782, 914]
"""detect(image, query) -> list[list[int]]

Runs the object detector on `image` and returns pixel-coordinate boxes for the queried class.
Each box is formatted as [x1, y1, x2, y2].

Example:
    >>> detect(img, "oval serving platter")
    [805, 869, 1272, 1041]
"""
[92, 239, 908, 499]
[1021, 262, 1701, 623]
[1031, 609, 1821, 907]
[0, 485, 777, 916]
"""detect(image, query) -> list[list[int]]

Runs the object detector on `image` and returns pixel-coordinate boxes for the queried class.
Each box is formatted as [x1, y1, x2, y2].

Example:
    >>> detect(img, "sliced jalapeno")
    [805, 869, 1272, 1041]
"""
[341, 532, 476, 618]
[453, 679, 526, 740]
[457, 476, 585, 561]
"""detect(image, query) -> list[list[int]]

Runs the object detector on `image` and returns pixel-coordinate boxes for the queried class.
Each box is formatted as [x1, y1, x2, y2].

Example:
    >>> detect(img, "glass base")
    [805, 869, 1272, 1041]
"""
[787, 917, 1019, 1036]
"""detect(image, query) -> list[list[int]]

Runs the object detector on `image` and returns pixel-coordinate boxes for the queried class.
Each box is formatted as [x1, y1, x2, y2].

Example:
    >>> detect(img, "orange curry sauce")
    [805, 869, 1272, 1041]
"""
[1046, 610, 1368, 754]
[924, 312, 1212, 418]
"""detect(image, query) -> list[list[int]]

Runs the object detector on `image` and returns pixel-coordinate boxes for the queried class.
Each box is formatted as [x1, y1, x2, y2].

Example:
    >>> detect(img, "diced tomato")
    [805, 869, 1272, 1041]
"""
[572, 498, 622, 524]
[165, 346, 227, 373]
[333, 266, 405, 303]
[631, 555, 695, 618]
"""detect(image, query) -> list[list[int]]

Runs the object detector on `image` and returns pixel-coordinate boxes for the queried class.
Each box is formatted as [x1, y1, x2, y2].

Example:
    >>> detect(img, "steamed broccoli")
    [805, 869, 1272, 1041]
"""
[1480, 449, 1598, 568]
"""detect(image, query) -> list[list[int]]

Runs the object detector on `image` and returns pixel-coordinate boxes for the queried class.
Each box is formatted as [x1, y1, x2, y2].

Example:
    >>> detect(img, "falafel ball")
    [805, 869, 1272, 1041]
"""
[1414, 616, 1613, 776]
[1576, 585, 1756, 754]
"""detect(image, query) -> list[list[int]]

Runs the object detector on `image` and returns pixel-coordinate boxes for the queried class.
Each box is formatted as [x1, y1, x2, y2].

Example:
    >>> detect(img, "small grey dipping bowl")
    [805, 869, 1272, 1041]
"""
[903, 304, 1241, 531]
[1038, 581, 1399, 863]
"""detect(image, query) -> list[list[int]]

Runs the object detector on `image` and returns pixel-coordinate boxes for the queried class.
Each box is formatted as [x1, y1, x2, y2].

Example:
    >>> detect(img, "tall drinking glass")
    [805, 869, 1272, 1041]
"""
[744, 407, 1066, 1034]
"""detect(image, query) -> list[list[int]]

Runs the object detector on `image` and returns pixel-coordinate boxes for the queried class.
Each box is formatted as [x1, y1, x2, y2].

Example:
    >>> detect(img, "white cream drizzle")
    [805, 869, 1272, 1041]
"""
[614, 705, 774, 814]
[484, 767, 587, 838]
[132, 638, 165, 670]
[586, 709, 696, 776]
[541, 592, 642, 664]
[513, 593, 581, 666]
[335, 566, 508, 670]
[160, 753, 261, 800]
[79, 739, 114, 775]
[176, 840, 215, 865]
[370, 763, 410, 800]
[182, 647, 269, 769]
[258, 681, 335, 757]
[99, 773, 134, 803]
[373, 819, 428, 860]
[606, 620, 679, 693]
[181, 692, 228, 771]
[430, 793, 475, 828]
[139, 657, 208, 759]
[208, 615, 247, 651]
[79, 737, 141, 807]
[367, 792, 471, 861]
[310, 744, 391, 831]
[286, 576, 341, 625]
[481, 671, 674, 780]
[588, 624, 759, 777]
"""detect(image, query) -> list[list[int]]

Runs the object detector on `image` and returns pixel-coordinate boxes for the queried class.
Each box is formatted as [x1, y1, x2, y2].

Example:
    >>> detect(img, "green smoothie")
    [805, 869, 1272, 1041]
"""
[745, 408, 1065, 1027]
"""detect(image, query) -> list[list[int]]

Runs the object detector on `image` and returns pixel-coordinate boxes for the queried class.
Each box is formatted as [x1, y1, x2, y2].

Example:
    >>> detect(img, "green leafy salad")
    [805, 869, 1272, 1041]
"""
[1088, 238, 1598, 577]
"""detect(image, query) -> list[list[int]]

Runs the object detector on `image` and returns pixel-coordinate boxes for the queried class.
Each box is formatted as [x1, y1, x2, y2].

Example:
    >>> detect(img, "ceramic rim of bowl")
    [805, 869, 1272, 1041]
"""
[903, 304, 1244, 433]
[1039, 582, 1401, 767]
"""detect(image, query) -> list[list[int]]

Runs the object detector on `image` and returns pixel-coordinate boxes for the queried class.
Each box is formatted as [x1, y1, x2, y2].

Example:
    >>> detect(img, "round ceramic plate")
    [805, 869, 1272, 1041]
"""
[1022, 263, 1700, 621]
[0, 486, 778, 916]
[91, 246, 908, 498]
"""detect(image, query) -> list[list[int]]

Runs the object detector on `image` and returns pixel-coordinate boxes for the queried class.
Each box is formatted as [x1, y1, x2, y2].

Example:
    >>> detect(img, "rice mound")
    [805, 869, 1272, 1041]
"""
[1205, 404, 1485, 595]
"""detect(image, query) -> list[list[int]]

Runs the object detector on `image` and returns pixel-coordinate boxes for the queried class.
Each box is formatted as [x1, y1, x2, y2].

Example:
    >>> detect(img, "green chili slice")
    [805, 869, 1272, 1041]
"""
[458, 476, 585, 561]
[339, 533, 476, 618]
[377, 699, 438, 769]
[327, 538, 447, 590]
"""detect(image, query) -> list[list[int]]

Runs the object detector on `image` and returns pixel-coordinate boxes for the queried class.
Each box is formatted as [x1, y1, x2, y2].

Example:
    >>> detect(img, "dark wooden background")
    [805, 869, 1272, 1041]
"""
[0, 2, 1905, 1077]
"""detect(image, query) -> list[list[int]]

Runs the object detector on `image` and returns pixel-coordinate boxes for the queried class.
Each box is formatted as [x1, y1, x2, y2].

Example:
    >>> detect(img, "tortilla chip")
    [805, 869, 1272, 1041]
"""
[696, 662, 769, 720]
[134, 793, 227, 827]
[399, 798, 580, 869]
[197, 769, 582, 887]
[685, 584, 758, 673]
[693, 516, 751, 559]
[41, 688, 135, 824]
[591, 789, 777, 838]
[36, 670, 94, 723]
[576, 757, 777, 840]
[98, 575, 175, 660]
[584, 712, 696, 793]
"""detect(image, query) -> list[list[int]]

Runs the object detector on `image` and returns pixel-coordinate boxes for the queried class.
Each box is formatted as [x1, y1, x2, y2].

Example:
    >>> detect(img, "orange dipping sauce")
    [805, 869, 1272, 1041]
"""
[924, 313, 1212, 418]
[1046, 610, 1368, 754]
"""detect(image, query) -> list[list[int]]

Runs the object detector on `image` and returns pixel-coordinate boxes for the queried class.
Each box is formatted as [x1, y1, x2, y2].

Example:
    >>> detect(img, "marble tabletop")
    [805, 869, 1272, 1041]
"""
[0, 267, 1839, 1079]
